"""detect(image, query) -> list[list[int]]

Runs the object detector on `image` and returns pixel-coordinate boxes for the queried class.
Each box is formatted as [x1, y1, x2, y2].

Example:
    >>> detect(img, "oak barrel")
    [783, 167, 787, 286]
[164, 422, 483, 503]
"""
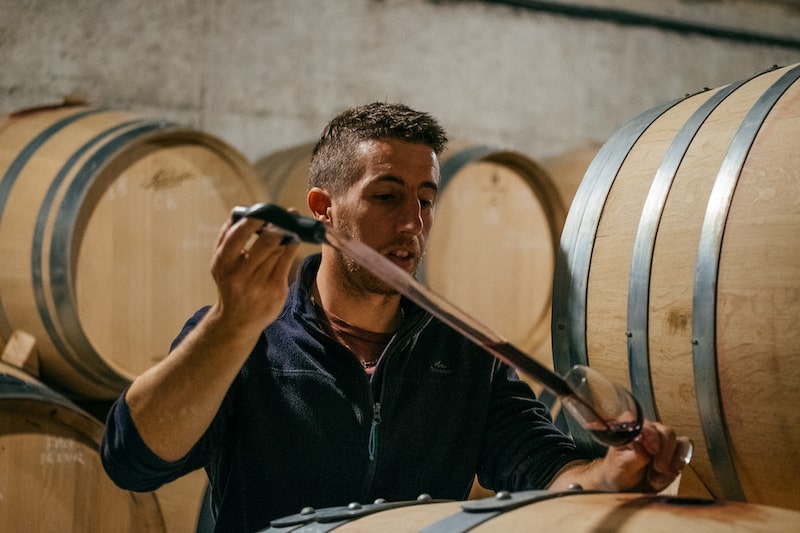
[0, 360, 165, 532]
[552, 63, 800, 509]
[0, 103, 267, 399]
[261, 492, 800, 532]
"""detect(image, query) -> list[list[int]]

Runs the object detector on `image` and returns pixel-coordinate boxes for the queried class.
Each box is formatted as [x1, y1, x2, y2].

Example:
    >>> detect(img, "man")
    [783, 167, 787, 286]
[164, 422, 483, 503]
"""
[101, 102, 688, 532]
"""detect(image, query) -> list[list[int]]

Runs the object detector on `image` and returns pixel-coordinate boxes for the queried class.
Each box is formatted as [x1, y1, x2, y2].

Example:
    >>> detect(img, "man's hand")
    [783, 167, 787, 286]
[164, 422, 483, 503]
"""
[210, 213, 300, 336]
[599, 420, 692, 492]
[549, 420, 691, 494]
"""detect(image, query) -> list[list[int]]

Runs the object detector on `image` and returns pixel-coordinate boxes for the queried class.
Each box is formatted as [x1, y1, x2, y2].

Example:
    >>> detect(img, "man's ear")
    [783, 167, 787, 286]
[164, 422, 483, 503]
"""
[307, 187, 332, 222]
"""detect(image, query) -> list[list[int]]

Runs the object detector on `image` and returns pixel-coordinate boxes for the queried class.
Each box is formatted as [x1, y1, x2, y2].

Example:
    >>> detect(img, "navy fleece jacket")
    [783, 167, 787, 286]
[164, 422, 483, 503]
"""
[101, 254, 584, 532]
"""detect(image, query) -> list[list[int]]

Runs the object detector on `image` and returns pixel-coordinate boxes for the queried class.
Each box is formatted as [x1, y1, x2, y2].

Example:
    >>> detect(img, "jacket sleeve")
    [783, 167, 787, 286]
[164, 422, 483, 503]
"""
[477, 361, 590, 491]
[100, 391, 205, 491]
[100, 306, 218, 491]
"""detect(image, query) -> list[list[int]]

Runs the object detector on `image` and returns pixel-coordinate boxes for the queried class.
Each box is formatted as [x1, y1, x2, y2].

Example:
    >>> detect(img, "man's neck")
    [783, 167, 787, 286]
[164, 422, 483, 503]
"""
[314, 258, 402, 333]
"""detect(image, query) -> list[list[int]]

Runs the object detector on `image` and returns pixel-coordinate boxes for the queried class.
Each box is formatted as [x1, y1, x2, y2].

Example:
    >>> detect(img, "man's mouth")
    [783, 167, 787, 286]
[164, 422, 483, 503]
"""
[386, 248, 416, 270]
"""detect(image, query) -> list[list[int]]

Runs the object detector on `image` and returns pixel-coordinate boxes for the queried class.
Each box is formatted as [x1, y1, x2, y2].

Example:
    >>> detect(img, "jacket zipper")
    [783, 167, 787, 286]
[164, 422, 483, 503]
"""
[368, 402, 381, 461]
[362, 311, 431, 471]
[361, 328, 403, 497]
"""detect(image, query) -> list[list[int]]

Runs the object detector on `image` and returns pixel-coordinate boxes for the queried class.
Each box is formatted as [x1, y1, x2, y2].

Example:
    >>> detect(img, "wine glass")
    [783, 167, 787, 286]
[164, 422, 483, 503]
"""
[560, 365, 693, 465]
[560, 365, 644, 446]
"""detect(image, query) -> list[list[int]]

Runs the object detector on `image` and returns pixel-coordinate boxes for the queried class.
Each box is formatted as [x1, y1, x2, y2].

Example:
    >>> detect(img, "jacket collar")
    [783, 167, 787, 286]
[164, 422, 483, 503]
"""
[291, 253, 432, 338]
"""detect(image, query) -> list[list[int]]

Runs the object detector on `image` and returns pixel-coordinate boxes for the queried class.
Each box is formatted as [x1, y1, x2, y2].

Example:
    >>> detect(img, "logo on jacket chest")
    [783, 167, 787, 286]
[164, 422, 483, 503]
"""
[430, 359, 453, 374]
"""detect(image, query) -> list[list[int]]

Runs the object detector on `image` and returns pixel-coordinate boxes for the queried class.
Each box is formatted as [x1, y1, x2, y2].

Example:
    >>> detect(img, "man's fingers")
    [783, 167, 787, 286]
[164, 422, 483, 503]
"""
[275, 241, 301, 278]
[652, 426, 678, 475]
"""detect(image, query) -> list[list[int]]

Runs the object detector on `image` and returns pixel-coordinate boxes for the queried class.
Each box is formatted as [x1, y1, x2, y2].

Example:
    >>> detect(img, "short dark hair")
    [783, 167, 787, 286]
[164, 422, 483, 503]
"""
[309, 102, 448, 197]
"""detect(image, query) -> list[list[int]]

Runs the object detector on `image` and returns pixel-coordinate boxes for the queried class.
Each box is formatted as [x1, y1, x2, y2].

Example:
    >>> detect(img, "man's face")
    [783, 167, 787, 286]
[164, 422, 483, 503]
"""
[328, 138, 440, 296]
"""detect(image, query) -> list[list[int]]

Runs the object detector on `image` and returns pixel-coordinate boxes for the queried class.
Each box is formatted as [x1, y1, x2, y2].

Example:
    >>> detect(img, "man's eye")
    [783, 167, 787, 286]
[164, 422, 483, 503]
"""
[374, 193, 396, 201]
[420, 193, 437, 208]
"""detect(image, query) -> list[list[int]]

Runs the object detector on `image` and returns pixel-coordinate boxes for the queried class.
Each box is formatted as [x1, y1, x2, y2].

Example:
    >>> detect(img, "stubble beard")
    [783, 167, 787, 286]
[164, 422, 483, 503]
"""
[336, 252, 399, 297]
[332, 219, 421, 298]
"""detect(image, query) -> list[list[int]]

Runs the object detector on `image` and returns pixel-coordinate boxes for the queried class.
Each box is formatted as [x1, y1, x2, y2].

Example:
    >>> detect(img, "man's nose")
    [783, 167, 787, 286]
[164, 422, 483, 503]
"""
[397, 198, 424, 234]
